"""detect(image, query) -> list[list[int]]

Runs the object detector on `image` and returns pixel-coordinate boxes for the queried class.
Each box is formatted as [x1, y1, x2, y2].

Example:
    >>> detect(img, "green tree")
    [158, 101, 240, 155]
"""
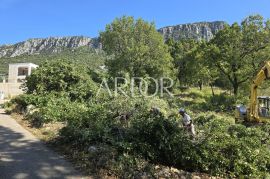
[190, 42, 220, 92]
[166, 38, 213, 90]
[100, 16, 175, 79]
[166, 39, 197, 85]
[204, 15, 270, 95]
[24, 59, 97, 101]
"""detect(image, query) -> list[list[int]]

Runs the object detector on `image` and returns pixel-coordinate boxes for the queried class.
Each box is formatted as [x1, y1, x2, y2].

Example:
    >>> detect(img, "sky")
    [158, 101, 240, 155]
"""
[0, 0, 270, 45]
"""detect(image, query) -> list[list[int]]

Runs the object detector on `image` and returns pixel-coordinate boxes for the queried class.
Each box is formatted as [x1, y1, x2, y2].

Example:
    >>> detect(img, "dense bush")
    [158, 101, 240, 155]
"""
[5, 93, 89, 125]
[5, 53, 270, 177]
[4, 14, 270, 178]
[193, 112, 235, 126]
[57, 94, 270, 177]
[6, 82, 270, 178]
[6, 88, 270, 177]
[24, 59, 98, 102]
[128, 113, 185, 164]
[125, 113, 270, 177]
[206, 93, 236, 111]
[3, 94, 38, 114]
[124, 115, 267, 176]
[60, 95, 172, 145]
[190, 93, 236, 112]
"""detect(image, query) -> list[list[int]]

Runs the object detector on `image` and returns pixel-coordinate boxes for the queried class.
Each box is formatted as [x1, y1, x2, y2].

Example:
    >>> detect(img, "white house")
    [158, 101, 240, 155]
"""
[8, 63, 38, 83]
[0, 63, 38, 101]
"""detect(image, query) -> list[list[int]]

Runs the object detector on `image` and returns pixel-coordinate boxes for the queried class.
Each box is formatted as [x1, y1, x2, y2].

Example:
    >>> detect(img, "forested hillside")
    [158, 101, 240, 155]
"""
[0, 47, 105, 74]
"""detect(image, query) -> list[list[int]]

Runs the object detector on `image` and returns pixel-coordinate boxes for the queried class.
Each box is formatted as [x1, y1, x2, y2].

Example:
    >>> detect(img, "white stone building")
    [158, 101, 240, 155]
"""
[0, 63, 38, 101]
[8, 63, 38, 83]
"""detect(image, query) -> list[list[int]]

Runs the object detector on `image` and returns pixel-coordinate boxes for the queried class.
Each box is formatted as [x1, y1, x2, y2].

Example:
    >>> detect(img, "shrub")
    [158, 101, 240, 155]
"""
[204, 93, 236, 112]
[57, 92, 270, 177]
[3, 94, 38, 114]
[118, 111, 270, 177]
[33, 97, 87, 123]
[193, 112, 235, 126]
[190, 119, 270, 177]
[60, 96, 172, 146]
[8, 84, 270, 177]
[128, 113, 187, 164]
[24, 59, 98, 102]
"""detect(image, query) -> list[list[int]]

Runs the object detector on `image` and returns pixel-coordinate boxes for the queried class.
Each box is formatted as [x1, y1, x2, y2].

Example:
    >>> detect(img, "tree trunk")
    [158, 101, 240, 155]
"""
[232, 72, 239, 96]
[198, 81, 203, 90]
[210, 83, 215, 96]
[233, 83, 238, 96]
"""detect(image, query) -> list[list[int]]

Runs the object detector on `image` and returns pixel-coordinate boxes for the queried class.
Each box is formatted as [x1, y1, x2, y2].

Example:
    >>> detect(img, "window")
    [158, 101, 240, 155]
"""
[18, 67, 29, 76]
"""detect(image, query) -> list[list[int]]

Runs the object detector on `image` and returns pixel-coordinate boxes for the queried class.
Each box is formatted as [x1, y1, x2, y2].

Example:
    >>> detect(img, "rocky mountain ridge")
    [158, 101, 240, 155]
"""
[0, 21, 226, 58]
[158, 21, 226, 41]
[0, 36, 100, 58]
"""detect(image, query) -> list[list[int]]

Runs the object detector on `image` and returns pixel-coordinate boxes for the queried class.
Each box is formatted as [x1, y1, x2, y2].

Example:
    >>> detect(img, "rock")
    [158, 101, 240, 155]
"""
[26, 104, 38, 115]
[88, 145, 98, 152]
[170, 167, 181, 174]
[0, 21, 226, 58]
[0, 36, 101, 58]
[158, 21, 226, 41]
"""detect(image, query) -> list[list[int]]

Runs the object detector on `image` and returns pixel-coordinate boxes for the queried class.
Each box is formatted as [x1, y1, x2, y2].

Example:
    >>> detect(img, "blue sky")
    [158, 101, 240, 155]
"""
[0, 0, 270, 45]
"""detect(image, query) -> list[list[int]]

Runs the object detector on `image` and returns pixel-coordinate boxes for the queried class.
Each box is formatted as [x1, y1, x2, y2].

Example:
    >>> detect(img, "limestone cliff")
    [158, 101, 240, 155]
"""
[0, 36, 100, 58]
[158, 21, 226, 41]
[0, 21, 226, 58]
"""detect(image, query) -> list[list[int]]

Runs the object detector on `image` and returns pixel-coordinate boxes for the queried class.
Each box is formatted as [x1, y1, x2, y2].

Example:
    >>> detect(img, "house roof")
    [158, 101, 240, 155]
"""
[9, 63, 38, 67]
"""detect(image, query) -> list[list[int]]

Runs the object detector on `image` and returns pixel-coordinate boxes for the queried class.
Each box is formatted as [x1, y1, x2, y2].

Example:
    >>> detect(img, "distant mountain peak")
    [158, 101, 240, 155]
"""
[0, 21, 226, 58]
[158, 21, 227, 41]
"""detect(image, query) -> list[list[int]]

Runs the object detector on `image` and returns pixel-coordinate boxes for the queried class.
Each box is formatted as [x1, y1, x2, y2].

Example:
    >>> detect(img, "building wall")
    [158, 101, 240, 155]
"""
[8, 64, 20, 83]
[0, 82, 24, 98]
[0, 63, 38, 102]
[8, 63, 38, 83]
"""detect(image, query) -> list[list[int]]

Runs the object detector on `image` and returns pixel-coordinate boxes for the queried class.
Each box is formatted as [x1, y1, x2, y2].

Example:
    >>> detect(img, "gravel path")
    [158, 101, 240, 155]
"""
[0, 109, 88, 179]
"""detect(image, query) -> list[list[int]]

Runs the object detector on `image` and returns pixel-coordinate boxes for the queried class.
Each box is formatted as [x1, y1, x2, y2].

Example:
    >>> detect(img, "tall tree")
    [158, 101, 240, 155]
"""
[166, 38, 199, 86]
[203, 15, 270, 95]
[190, 42, 220, 92]
[100, 16, 175, 79]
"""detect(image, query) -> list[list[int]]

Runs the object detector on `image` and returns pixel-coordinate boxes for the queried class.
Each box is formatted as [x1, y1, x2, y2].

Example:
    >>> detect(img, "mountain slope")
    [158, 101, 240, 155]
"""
[0, 21, 226, 59]
[0, 21, 227, 75]
[0, 36, 100, 58]
[0, 47, 105, 75]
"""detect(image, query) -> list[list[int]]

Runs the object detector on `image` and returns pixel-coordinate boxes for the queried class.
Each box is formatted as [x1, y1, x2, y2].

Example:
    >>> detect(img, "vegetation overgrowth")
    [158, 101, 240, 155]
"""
[4, 14, 270, 178]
